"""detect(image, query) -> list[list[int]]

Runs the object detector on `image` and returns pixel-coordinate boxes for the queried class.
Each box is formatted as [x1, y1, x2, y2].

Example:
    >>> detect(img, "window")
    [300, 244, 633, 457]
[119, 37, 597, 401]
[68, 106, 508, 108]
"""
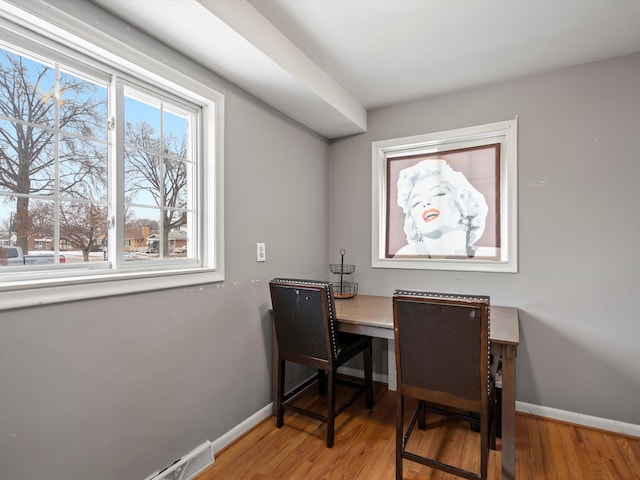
[121, 85, 197, 264]
[0, 5, 224, 308]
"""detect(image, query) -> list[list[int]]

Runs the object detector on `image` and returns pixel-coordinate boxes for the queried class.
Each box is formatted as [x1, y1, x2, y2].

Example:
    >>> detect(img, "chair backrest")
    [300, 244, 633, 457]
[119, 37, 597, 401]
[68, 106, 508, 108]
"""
[269, 278, 339, 365]
[393, 290, 490, 412]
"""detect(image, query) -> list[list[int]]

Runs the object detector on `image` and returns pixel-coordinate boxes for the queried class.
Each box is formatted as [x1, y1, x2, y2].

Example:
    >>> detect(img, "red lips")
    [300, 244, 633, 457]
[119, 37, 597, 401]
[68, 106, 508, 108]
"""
[422, 208, 440, 223]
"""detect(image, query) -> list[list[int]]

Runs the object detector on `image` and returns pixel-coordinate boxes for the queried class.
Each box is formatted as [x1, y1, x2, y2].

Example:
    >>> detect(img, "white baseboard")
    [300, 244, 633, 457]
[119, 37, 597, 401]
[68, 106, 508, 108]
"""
[516, 401, 640, 437]
[210, 404, 273, 455]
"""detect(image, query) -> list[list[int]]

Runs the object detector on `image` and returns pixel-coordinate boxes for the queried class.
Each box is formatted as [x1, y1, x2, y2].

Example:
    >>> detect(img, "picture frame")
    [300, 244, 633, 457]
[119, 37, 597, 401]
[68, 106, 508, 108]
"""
[371, 118, 518, 273]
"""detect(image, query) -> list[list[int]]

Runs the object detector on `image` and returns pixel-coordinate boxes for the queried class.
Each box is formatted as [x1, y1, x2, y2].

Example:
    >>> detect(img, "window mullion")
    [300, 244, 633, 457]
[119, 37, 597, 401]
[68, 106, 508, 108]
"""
[109, 77, 124, 267]
[53, 63, 61, 260]
[159, 102, 166, 258]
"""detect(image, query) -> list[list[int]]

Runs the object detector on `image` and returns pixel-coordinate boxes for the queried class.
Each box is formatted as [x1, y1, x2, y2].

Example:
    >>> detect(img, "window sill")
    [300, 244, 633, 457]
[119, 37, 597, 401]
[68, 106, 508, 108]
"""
[0, 268, 224, 311]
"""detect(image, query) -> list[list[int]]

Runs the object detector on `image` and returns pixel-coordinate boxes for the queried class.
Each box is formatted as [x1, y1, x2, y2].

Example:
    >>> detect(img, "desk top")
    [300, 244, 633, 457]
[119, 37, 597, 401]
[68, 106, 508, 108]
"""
[334, 294, 519, 346]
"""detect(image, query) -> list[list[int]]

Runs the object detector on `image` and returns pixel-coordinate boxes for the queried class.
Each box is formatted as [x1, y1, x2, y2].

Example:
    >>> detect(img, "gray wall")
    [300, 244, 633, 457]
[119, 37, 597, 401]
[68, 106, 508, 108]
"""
[0, 3, 329, 480]
[2, 2, 639, 479]
[329, 52, 640, 426]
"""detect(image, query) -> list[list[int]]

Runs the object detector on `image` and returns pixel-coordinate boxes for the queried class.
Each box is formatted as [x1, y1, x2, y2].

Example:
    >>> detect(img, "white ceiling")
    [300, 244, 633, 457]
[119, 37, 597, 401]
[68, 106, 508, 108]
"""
[93, 0, 640, 139]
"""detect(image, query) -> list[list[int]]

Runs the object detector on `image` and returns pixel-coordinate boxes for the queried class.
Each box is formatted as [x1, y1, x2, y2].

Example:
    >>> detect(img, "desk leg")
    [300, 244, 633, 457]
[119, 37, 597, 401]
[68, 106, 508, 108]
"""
[387, 338, 397, 391]
[272, 318, 277, 416]
[501, 345, 517, 480]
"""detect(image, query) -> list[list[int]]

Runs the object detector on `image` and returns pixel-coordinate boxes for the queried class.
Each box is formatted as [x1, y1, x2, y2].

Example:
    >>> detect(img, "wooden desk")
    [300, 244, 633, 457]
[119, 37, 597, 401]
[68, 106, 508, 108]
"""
[334, 295, 519, 480]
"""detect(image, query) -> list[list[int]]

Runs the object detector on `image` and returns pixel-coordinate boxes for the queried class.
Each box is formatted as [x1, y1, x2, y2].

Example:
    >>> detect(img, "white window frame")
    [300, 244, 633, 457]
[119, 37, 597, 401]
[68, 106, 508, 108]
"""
[0, 2, 225, 310]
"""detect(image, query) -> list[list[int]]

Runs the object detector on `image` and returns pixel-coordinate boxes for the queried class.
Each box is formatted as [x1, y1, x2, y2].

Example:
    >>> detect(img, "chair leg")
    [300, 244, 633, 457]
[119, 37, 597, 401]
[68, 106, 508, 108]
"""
[495, 386, 502, 438]
[364, 339, 374, 409]
[317, 369, 327, 395]
[276, 358, 286, 428]
[396, 393, 404, 480]
[481, 410, 489, 480]
[490, 389, 498, 450]
[325, 368, 336, 448]
[417, 400, 426, 430]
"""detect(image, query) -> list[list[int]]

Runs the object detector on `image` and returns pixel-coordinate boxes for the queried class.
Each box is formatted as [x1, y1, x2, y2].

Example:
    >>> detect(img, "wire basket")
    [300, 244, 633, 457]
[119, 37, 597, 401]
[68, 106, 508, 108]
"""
[329, 263, 355, 274]
[332, 281, 358, 299]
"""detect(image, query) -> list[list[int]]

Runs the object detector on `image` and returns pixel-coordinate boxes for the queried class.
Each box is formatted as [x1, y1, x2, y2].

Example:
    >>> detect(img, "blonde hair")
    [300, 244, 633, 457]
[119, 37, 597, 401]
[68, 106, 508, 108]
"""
[397, 159, 488, 245]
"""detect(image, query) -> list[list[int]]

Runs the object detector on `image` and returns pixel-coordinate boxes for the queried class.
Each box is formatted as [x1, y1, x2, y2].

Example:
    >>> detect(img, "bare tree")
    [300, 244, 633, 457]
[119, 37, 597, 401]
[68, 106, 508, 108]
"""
[60, 203, 108, 261]
[0, 49, 107, 253]
[28, 201, 107, 262]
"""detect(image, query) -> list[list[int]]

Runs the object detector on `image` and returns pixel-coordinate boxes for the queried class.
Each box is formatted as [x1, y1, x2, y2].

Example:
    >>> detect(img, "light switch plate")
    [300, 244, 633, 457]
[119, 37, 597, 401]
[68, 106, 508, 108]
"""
[256, 242, 266, 262]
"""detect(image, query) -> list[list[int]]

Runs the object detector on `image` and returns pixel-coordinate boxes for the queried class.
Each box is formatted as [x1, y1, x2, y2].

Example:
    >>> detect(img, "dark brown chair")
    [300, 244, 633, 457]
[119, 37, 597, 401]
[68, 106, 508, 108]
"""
[269, 278, 374, 448]
[393, 290, 496, 480]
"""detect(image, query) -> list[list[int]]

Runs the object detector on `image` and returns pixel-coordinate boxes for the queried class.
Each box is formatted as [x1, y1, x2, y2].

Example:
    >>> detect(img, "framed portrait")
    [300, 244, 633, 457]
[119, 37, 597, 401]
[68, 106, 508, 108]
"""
[371, 118, 518, 273]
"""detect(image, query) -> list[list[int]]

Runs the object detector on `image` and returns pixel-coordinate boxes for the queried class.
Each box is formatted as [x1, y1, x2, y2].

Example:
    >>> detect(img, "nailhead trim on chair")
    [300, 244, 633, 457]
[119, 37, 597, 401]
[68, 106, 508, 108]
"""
[271, 278, 339, 359]
[393, 289, 493, 395]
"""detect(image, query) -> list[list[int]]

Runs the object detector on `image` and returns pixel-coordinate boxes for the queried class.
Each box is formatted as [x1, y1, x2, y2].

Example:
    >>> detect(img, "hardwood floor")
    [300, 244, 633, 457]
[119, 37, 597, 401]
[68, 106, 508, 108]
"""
[196, 383, 640, 480]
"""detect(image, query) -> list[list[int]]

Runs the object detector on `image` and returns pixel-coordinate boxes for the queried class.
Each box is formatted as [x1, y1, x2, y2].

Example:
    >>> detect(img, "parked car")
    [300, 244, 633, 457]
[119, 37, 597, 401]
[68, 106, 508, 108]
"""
[0, 245, 65, 266]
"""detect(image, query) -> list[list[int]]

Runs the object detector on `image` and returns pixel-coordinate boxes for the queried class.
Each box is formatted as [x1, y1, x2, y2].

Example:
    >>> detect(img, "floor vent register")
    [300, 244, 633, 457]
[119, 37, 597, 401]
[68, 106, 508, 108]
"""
[148, 441, 214, 480]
